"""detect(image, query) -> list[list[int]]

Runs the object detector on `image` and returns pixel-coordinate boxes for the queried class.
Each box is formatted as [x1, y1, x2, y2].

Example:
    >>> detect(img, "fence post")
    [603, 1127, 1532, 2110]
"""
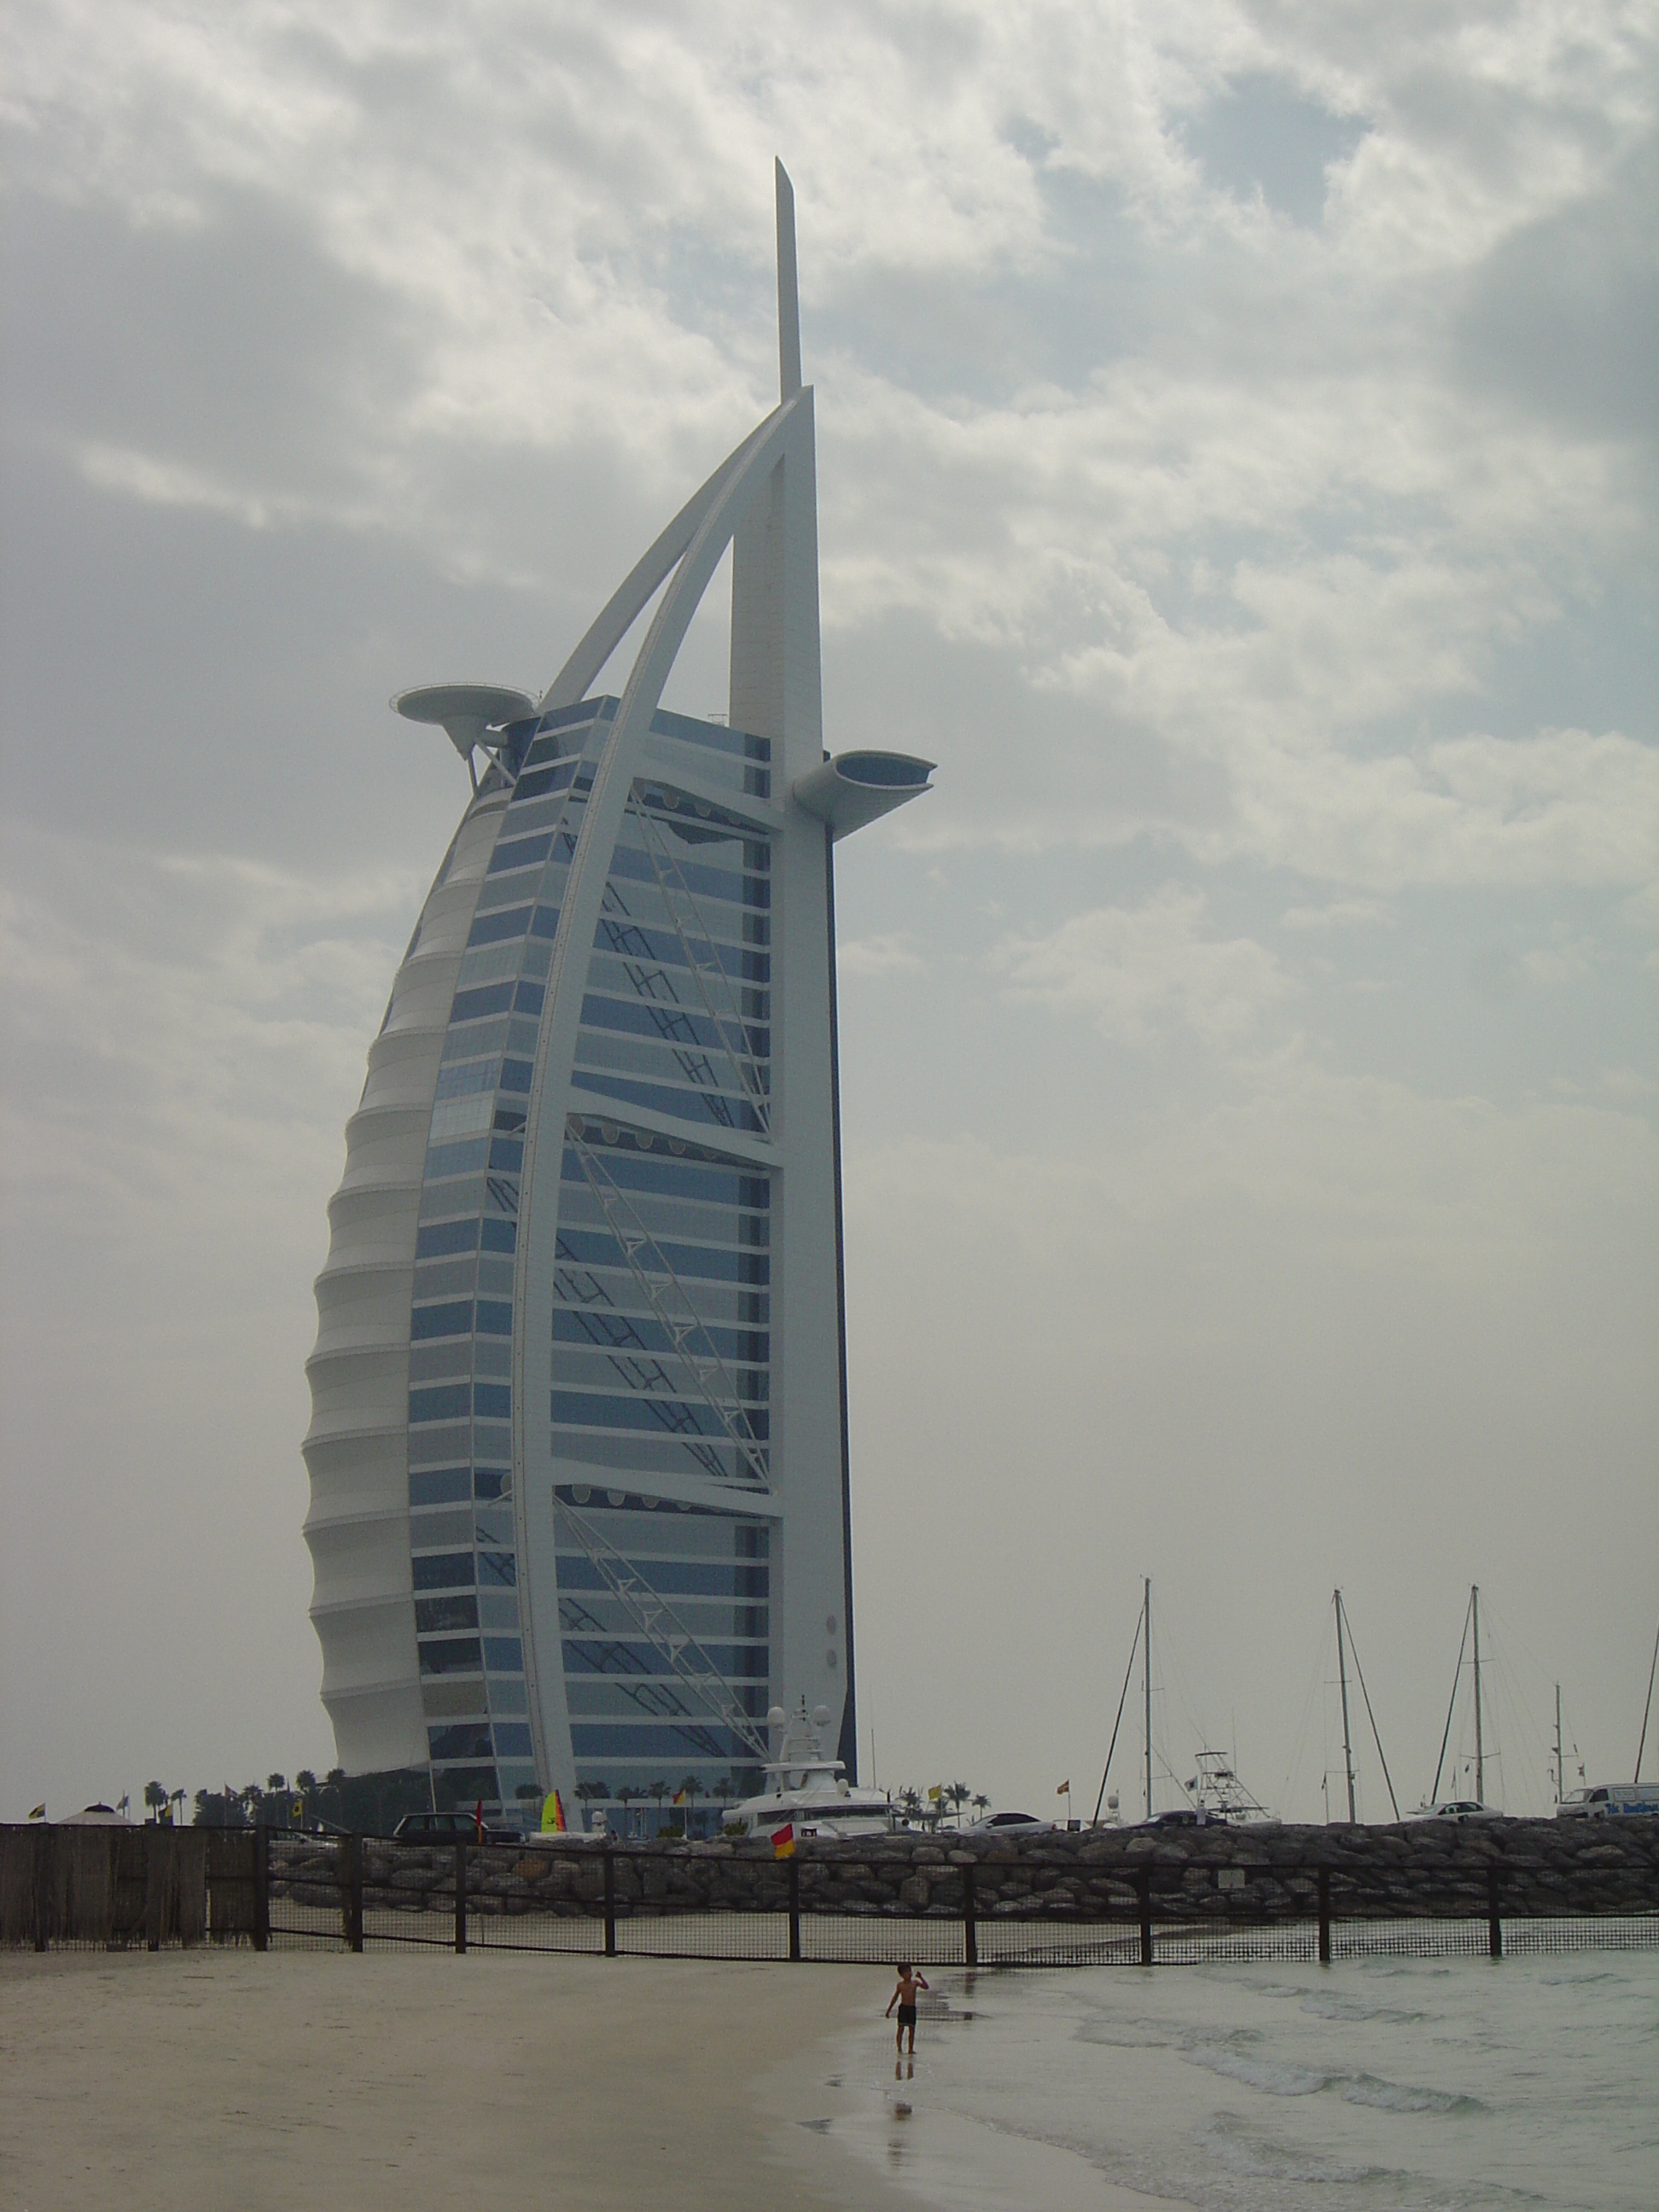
[1138, 1866, 1153, 1967]
[963, 1860, 978, 1970]
[1318, 1869, 1331, 1965]
[788, 1853, 801, 1962]
[343, 1834, 364, 1953]
[1487, 1866, 1502, 1959]
[32, 1825, 49, 1952]
[454, 1840, 468, 1954]
[602, 1845, 616, 1958]
[252, 1826, 270, 1953]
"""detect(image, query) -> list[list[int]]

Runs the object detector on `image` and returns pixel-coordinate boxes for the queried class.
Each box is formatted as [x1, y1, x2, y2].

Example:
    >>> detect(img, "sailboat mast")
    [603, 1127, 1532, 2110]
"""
[1335, 1588, 1358, 1823]
[1555, 1684, 1563, 1806]
[1637, 1621, 1658, 1785]
[1471, 1583, 1484, 1805]
[1144, 1576, 1153, 1824]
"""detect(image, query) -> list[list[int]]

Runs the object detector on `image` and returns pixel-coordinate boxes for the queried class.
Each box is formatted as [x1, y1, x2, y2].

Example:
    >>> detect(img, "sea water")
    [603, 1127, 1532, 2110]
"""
[826, 1952, 1659, 2210]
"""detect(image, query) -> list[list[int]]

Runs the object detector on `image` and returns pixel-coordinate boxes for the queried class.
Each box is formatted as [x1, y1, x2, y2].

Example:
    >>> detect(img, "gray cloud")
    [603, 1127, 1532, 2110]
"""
[1180, 73, 1367, 227]
[1454, 132, 1659, 446]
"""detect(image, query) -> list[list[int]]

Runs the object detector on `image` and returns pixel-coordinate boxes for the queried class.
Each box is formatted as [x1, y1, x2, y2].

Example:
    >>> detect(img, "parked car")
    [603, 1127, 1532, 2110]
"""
[959, 1810, 1056, 1836]
[1408, 1800, 1508, 1823]
[393, 1810, 515, 1843]
[1557, 1784, 1659, 1819]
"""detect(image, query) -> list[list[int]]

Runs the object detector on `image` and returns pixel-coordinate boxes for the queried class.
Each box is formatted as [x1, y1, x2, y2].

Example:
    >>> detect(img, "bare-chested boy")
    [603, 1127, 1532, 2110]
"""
[885, 1962, 928, 2053]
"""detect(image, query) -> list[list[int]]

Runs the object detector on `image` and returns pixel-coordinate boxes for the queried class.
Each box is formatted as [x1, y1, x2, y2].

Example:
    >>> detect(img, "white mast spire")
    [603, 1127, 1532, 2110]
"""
[776, 158, 802, 399]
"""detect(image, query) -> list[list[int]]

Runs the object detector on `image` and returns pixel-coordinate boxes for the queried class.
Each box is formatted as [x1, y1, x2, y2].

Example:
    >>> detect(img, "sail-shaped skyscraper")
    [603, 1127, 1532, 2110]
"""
[302, 166, 933, 1826]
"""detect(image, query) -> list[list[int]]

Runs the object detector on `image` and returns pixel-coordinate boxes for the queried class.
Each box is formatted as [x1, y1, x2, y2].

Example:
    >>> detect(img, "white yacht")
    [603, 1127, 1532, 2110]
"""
[722, 1699, 903, 1840]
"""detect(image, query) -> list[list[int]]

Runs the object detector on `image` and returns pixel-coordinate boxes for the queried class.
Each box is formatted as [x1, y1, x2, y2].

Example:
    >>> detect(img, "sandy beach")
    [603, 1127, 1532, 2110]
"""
[1, 1947, 919, 2212]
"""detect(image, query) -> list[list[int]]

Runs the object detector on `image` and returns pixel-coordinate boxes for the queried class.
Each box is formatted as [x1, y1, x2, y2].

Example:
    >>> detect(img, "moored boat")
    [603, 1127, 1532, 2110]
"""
[722, 1698, 903, 1840]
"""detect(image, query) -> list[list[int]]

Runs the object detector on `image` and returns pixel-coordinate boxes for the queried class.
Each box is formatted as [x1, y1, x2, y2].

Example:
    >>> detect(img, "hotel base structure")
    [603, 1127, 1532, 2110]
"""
[301, 166, 933, 1829]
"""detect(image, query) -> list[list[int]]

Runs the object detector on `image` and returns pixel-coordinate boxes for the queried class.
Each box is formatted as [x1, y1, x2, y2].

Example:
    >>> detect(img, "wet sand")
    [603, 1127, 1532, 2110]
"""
[1, 1947, 917, 2211]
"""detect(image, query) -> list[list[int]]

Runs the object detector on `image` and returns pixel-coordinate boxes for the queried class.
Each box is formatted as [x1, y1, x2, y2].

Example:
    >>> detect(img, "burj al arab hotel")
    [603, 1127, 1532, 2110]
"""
[302, 167, 933, 1826]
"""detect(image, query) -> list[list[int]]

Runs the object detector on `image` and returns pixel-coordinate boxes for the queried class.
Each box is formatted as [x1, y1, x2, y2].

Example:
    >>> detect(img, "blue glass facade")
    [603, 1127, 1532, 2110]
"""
[404, 700, 777, 1817]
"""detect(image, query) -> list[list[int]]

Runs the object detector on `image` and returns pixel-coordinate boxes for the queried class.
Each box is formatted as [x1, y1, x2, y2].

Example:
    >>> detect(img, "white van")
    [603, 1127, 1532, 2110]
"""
[1557, 1783, 1659, 1819]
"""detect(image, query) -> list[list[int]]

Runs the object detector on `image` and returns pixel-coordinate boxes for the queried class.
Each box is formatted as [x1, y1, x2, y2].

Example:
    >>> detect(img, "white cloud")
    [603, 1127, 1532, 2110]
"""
[1279, 898, 1394, 930]
[991, 886, 1293, 1047]
[838, 932, 928, 977]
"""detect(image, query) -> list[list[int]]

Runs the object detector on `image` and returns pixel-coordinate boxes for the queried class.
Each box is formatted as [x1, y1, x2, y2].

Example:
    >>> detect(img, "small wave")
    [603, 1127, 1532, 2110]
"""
[1074, 2013, 1178, 2050]
[1184, 2042, 1336, 2097]
[1299, 1992, 1431, 2024]
[1342, 2071, 1486, 2116]
[1199, 2109, 1403, 2188]
[1200, 2111, 1548, 2206]
[1181, 2036, 1483, 2115]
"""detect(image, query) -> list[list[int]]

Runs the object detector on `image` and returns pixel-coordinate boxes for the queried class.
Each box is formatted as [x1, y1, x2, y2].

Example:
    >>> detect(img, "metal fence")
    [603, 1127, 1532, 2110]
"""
[259, 1837, 1659, 1966]
[8, 1825, 1657, 1966]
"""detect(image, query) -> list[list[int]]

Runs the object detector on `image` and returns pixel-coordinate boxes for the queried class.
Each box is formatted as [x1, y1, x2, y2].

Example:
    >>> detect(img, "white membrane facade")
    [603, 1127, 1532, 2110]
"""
[302, 167, 934, 1826]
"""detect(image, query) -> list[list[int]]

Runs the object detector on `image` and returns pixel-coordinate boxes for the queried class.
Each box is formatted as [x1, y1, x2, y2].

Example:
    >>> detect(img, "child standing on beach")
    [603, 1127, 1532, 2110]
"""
[885, 1963, 928, 2054]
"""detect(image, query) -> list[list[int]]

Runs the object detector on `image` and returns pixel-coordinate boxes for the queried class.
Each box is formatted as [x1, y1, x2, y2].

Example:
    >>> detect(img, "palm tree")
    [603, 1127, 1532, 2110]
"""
[143, 1781, 166, 1825]
[573, 1780, 609, 1834]
[266, 1773, 287, 1795]
[946, 1780, 972, 1828]
[649, 1778, 669, 1834]
[971, 1792, 990, 1823]
[899, 1786, 923, 1824]
[615, 1784, 640, 1840]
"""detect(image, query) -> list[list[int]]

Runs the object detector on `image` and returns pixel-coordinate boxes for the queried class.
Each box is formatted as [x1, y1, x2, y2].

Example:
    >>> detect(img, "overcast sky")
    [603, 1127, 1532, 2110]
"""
[3, 1, 1655, 1824]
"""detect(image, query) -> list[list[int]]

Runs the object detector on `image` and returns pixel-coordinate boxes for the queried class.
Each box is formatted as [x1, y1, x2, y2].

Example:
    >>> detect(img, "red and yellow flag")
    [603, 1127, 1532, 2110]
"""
[771, 1821, 795, 1860]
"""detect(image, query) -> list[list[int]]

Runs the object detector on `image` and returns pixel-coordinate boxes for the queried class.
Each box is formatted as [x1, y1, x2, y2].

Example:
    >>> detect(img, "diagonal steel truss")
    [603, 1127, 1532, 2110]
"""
[563, 1121, 771, 1493]
[623, 786, 771, 1137]
[552, 1493, 771, 1767]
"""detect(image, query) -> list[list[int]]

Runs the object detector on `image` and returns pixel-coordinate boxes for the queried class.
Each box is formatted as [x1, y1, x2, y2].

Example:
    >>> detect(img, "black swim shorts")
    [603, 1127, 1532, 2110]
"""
[897, 2004, 917, 2027]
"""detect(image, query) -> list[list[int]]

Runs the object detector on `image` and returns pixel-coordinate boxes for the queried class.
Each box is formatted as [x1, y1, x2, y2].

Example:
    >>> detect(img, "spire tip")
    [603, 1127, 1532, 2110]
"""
[775, 159, 802, 400]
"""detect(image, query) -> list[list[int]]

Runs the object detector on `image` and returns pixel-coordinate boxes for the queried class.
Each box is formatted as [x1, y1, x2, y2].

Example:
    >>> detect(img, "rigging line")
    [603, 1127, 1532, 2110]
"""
[1634, 1621, 1658, 1785]
[1487, 1639, 1553, 1811]
[1430, 1591, 1474, 1806]
[1508, 1661, 1556, 1813]
[1341, 1604, 1400, 1821]
[1155, 1581, 1213, 1756]
[1278, 1603, 1332, 1820]
[1481, 1591, 1572, 1773]
[1091, 1594, 1144, 1826]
